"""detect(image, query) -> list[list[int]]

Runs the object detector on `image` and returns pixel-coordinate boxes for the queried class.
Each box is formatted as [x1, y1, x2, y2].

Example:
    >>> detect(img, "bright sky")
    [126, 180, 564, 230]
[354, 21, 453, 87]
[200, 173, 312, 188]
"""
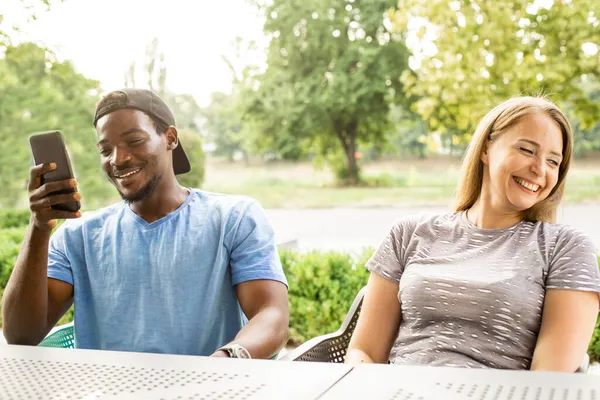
[1, 0, 268, 106]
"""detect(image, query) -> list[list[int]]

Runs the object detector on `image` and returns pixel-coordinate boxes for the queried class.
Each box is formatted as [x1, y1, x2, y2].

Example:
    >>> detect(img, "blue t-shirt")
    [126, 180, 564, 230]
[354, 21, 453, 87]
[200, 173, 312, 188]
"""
[47, 189, 287, 355]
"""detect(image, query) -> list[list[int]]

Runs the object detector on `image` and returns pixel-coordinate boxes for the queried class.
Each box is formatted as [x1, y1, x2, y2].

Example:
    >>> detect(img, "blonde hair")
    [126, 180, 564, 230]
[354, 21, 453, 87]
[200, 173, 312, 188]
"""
[455, 96, 573, 223]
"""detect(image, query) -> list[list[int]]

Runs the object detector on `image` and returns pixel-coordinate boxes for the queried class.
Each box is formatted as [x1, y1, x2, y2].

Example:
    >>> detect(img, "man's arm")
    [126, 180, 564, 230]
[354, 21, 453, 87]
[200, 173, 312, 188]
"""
[531, 289, 598, 372]
[211, 279, 289, 359]
[2, 223, 75, 345]
[213, 199, 289, 359]
[2, 163, 78, 345]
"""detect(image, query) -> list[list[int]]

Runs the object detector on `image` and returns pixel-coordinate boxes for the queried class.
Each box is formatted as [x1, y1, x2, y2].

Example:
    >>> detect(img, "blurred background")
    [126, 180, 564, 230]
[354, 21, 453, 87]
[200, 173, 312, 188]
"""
[0, 0, 599, 251]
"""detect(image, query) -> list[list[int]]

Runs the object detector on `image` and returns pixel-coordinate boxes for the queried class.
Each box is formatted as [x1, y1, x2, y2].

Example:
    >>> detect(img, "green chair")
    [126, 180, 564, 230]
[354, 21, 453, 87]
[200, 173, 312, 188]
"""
[38, 321, 75, 349]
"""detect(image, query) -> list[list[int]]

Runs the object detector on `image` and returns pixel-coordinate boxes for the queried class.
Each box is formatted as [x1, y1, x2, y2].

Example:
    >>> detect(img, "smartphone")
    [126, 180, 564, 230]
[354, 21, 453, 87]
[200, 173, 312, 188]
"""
[29, 131, 81, 212]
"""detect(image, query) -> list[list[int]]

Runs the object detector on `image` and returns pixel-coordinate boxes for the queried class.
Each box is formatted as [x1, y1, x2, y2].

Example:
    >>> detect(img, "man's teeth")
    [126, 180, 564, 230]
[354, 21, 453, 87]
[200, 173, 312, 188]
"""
[116, 169, 140, 178]
[514, 177, 539, 192]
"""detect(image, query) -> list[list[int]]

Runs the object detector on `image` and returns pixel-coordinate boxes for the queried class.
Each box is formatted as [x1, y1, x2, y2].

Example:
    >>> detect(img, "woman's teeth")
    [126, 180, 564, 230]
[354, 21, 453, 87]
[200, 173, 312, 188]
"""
[514, 177, 539, 192]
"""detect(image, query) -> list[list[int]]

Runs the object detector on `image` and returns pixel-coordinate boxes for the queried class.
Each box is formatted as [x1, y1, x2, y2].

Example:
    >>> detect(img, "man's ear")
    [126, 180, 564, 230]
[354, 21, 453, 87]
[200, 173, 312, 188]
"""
[166, 126, 179, 150]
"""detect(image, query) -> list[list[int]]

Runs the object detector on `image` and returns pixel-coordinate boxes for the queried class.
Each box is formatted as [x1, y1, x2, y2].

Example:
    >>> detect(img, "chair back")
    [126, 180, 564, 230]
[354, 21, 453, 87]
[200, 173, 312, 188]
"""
[38, 322, 75, 349]
[282, 287, 366, 362]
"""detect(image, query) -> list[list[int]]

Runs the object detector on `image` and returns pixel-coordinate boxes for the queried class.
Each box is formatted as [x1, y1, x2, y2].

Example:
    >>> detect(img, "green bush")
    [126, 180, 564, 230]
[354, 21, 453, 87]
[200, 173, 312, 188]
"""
[0, 227, 26, 290]
[281, 248, 372, 345]
[0, 209, 30, 229]
[588, 255, 600, 362]
[175, 130, 206, 190]
[0, 224, 70, 327]
[0, 226, 28, 326]
[588, 314, 600, 363]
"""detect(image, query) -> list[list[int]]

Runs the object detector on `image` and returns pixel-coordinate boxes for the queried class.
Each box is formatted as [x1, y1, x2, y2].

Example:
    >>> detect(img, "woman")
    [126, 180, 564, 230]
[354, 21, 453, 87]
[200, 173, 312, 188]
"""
[346, 96, 600, 372]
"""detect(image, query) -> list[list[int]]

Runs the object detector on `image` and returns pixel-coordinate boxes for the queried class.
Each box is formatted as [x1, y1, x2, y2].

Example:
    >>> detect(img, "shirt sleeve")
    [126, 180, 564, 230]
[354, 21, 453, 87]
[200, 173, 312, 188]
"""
[547, 226, 600, 294]
[366, 215, 420, 283]
[227, 200, 288, 287]
[47, 224, 74, 285]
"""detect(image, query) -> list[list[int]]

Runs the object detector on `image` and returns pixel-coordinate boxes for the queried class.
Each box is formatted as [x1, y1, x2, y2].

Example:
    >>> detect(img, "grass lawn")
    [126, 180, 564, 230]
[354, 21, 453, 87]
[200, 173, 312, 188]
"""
[202, 156, 600, 209]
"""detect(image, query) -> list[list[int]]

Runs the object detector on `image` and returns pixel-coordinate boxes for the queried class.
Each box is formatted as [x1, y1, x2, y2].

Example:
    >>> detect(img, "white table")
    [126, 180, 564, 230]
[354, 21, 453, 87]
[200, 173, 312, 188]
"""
[0, 345, 351, 399]
[322, 363, 600, 400]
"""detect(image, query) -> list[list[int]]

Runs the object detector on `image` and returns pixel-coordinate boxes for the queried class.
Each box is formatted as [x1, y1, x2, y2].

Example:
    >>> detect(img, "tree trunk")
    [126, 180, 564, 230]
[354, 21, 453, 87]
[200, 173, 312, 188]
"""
[344, 139, 359, 186]
[337, 121, 359, 186]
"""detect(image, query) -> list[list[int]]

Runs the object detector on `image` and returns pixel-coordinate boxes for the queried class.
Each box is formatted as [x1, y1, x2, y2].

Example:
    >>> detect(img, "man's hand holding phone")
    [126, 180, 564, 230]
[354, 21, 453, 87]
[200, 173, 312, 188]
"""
[28, 163, 82, 232]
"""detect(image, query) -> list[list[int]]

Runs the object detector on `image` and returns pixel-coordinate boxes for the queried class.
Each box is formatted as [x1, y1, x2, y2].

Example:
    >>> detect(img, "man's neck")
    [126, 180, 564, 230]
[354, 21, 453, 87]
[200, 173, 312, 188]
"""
[129, 178, 190, 223]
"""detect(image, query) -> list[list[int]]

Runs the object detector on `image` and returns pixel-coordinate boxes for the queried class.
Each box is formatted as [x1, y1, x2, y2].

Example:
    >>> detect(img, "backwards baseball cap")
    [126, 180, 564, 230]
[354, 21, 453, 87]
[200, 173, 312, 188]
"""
[93, 88, 191, 175]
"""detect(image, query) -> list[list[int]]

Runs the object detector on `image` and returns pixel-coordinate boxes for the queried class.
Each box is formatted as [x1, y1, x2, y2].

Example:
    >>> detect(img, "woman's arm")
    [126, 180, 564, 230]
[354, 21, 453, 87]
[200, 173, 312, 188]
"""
[530, 289, 598, 372]
[345, 272, 402, 365]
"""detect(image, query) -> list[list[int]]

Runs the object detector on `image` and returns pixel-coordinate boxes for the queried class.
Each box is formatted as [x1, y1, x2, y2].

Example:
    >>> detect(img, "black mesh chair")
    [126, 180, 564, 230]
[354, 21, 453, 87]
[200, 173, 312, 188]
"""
[281, 286, 591, 373]
[280, 287, 366, 362]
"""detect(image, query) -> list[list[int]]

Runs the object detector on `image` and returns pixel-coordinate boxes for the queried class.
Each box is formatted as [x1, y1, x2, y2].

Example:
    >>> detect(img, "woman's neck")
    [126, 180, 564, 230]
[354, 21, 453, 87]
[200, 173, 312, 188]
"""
[467, 196, 523, 229]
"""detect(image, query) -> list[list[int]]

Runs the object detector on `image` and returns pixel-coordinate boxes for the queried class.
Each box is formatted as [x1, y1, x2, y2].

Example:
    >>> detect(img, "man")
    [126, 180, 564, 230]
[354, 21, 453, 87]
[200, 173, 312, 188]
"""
[2, 88, 289, 359]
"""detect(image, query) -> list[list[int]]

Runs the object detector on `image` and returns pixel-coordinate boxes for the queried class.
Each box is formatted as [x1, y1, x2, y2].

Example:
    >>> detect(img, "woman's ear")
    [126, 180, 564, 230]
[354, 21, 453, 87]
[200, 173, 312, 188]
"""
[480, 136, 491, 165]
[166, 126, 179, 150]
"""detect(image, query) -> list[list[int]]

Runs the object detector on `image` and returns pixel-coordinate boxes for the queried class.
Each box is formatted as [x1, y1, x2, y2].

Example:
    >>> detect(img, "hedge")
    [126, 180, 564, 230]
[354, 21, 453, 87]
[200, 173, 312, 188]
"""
[0, 209, 30, 229]
[1, 215, 600, 362]
[280, 248, 371, 345]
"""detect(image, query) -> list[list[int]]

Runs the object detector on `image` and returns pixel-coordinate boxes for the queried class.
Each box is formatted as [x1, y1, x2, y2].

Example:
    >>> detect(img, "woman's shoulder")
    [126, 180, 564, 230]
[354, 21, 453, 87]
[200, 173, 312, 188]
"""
[534, 220, 592, 242]
[530, 221, 597, 265]
[536, 221, 596, 248]
[388, 211, 458, 235]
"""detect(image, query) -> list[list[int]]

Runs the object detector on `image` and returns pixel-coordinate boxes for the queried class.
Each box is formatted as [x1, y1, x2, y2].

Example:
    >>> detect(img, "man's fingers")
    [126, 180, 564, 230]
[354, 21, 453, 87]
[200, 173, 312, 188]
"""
[47, 193, 81, 207]
[31, 206, 82, 220]
[49, 210, 82, 220]
[29, 179, 77, 201]
[31, 192, 80, 211]
[28, 163, 56, 191]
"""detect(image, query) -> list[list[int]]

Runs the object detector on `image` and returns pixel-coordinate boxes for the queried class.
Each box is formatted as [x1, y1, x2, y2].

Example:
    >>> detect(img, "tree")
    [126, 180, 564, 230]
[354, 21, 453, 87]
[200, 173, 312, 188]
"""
[246, 0, 412, 185]
[0, 42, 108, 208]
[391, 0, 600, 148]
[571, 76, 600, 157]
[386, 105, 429, 159]
[201, 91, 245, 161]
[200, 39, 259, 162]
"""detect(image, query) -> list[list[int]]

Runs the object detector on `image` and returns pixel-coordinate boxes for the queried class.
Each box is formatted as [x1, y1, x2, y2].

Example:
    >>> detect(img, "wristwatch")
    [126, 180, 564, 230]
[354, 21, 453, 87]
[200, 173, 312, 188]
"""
[218, 343, 252, 359]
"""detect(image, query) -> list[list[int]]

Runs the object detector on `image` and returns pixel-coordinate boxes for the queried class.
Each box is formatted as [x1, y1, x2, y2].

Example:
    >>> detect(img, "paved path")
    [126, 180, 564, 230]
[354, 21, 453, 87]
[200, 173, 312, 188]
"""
[266, 203, 600, 252]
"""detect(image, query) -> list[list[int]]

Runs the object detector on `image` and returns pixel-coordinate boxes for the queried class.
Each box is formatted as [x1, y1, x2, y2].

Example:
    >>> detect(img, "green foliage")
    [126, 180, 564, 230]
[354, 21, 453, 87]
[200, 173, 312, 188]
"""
[0, 227, 26, 326]
[589, 255, 600, 362]
[201, 91, 246, 161]
[176, 130, 206, 189]
[392, 0, 600, 146]
[0, 209, 30, 229]
[571, 77, 600, 157]
[0, 227, 24, 290]
[0, 42, 111, 209]
[245, 0, 412, 185]
[280, 248, 372, 344]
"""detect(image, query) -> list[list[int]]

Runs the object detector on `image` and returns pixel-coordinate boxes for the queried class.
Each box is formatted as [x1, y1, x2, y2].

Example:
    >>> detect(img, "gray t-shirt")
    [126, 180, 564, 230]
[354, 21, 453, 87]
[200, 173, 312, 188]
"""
[366, 211, 600, 370]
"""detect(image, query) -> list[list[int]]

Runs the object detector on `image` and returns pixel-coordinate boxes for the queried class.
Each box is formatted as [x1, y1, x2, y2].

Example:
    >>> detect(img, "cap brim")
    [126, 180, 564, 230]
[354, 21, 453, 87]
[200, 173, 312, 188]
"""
[173, 140, 191, 175]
